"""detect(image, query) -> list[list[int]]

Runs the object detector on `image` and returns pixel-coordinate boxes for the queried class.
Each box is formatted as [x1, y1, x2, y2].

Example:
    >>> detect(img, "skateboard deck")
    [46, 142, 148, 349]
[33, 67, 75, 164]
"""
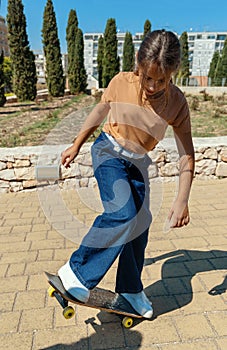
[45, 272, 142, 328]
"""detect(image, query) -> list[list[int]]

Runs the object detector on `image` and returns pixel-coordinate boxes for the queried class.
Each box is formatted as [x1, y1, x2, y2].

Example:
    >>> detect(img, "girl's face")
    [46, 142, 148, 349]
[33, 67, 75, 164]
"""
[139, 62, 171, 97]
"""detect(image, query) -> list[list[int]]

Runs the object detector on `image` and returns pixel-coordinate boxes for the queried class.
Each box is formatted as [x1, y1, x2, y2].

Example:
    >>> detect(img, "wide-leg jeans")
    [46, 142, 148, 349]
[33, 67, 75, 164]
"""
[69, 132, 152, 293]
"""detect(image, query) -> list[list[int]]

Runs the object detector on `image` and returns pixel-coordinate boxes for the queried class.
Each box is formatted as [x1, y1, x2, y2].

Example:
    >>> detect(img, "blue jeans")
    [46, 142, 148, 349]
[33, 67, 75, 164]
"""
[69, 132, 152, 293]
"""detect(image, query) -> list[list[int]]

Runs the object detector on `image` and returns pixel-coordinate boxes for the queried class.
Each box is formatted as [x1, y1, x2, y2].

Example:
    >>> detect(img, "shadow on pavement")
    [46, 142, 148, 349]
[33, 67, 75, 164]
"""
[144, 249, 227, 318]
[41, 315, 142, 350]
[41, 249, 226, 349]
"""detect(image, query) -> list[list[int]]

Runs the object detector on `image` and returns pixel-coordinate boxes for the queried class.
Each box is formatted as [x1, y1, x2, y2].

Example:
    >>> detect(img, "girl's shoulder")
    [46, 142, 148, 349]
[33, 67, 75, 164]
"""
[112, 71, 139, 84]
[101, 72, 139, 103]
[169, 83, 187, 103]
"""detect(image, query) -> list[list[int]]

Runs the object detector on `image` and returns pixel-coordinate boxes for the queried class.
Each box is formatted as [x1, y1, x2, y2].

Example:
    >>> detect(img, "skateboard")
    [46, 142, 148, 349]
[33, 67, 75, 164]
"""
[45, 272, 143, 328]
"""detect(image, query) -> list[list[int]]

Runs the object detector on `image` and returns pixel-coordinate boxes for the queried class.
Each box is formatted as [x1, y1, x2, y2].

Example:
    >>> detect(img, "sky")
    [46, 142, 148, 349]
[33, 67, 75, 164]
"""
[1, 0, 227, 53]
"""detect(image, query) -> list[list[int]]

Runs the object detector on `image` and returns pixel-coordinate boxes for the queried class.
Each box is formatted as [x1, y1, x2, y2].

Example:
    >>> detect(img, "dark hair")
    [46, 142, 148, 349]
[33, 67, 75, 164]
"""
[136, 29, 181, 74]
[135, 29, 181, 106]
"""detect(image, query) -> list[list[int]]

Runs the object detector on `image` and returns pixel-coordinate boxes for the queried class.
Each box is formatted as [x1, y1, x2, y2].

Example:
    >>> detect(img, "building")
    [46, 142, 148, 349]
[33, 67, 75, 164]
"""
[188, 31, 227, 86]
[34, 51, 68, 85]
[84, 32, 144, 88]
[0, 15, 10, 56]
[34, 51, 46, 84]
[84, 30, 227, 88]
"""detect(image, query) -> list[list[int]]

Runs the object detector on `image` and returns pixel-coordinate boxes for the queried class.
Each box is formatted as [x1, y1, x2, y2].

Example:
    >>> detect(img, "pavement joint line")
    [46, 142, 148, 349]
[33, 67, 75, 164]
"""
[0, 179, 227, 349]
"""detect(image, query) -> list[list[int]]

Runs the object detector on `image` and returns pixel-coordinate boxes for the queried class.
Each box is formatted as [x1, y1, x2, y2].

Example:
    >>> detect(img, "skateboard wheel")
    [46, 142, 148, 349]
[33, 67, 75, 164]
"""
[48, 286, 56, 298]
[122, 317, 134, 328]
[63, 306, 75, 319]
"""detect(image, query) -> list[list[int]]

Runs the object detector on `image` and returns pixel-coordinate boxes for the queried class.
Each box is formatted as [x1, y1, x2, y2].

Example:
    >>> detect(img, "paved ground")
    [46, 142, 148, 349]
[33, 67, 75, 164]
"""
[0, 178, 226, 350]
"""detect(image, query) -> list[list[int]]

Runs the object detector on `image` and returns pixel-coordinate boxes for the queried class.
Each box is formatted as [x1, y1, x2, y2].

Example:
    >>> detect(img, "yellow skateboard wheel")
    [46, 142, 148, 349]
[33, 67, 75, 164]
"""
[48, 286, 56, 298]
[122, 316, 134, 328]
[63, 306, 75, 319]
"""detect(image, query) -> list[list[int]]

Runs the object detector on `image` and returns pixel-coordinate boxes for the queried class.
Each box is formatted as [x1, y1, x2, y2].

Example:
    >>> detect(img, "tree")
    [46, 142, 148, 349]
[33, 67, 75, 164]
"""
[0, 51, 6, 107]
[72, 28, 87, 93]
[214, 39, 227, 87]
[102, 18, 119, 88]
[97, 36, 104, 88]
[177, 31, 190, 85]
[220, 37, 227, 86]
[214, 54, 223, 86]
[122, 32, 135, 72]
[143, 19, 151, 38]
[7, 0, 37, 101]
[66, 9, 79, 93]
[208, 51, 220, 86]
[42, 0, 65, 97]
[3, 56, 13, 93]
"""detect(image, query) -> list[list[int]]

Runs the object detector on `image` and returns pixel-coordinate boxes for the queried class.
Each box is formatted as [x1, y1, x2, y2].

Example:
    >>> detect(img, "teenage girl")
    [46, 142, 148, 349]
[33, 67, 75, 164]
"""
[58, 29, 195, 318]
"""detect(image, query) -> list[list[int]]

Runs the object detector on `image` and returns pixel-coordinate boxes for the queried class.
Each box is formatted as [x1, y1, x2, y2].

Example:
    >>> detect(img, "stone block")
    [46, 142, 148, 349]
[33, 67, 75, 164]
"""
[220, 147, 227, 162]
[160, 162, 179, 176]
[195, 159, 217, 175]
[14, 159, 30, 167]
[14, 166, 35, 180]
[216, 162, 227, 177]
[203, 147, 218, 160]
[0, 168, 15, 180]
[0, 161, 6, 171]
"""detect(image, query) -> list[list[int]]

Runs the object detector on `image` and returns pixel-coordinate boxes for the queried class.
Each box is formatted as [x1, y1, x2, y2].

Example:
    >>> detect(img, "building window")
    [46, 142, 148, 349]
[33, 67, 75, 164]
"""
[85, 35, 93, 40]
[217, 34, 226, 40]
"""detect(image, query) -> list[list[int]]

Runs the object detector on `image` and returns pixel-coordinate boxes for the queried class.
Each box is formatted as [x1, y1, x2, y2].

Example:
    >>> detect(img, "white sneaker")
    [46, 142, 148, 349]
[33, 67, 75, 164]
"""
[121, 291, 153, 319]
[58, 261, 90, 303]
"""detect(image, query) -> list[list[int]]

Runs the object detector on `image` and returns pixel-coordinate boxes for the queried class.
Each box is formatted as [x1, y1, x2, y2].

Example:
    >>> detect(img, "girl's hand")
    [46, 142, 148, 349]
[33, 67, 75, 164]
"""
[61, 145, 79, 168]
[168, 199, 190, 228]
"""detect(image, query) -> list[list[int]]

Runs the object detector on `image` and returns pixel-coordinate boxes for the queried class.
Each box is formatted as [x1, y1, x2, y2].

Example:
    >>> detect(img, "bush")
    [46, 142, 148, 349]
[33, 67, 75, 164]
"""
[189, 96, 200, 110]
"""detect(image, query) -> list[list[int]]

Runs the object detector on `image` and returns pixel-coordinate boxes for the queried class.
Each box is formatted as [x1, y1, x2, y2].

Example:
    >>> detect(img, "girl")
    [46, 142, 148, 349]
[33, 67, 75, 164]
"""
[58, 29, 195, 318]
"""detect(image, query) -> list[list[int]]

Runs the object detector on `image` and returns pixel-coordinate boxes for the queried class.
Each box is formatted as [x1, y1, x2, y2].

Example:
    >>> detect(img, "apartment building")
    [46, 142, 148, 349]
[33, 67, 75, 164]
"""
[84, 32, 143, 88]
[0, 15, 10, 56]
[188, 31, 227, 85]
[84, 31, 227, 87]
[34, 51, 68, 85]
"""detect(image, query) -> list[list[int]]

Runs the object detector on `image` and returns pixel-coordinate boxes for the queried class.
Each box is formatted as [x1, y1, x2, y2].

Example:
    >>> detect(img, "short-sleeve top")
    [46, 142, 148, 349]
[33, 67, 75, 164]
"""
[101, 72, 191, 154]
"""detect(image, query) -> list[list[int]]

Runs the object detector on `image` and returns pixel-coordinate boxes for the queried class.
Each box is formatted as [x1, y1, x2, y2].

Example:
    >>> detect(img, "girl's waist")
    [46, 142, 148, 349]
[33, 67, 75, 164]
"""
[104, 132, 146, 160]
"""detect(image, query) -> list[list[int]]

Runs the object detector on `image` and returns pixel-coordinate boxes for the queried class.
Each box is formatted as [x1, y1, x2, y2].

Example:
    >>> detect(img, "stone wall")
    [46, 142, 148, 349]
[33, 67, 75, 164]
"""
[0, 137, 227, 193]
[180, 86, 227, 96]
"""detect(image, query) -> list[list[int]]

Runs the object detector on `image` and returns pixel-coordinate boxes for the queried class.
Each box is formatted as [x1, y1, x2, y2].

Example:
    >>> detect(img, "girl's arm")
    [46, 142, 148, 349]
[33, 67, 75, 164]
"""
[62, 102, 110, 168]
[168, 129, 195, 227]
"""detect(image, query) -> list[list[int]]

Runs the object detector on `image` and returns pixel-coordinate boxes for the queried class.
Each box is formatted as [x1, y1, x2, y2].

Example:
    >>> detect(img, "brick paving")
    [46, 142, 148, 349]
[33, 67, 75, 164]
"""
[0, 178, 226, 350]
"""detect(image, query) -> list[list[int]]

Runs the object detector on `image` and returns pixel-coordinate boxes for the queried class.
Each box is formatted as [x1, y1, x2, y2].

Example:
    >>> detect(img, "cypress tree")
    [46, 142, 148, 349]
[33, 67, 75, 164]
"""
[72, 28, 87, 93]
[122, 31, 135, 72]
[221, 37, 227, 86]
[97, 36, 104, 88]
[214, 54, 223, 86]
[177, 31, 190, 85]
[3, 56, 13, 93]
[102, 18, 119, 88]
[0, 51, 6, 107]
[7, 0, 37, 101]
[208, 51, 220, 86]
[42, 0, 65, 97]
[143, 19, 151, 38]
[66, 9, 78, 93]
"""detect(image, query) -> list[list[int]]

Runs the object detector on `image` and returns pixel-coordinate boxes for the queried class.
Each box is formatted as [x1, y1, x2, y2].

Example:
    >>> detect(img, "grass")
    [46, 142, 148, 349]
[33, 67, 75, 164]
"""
[189, 93, 227, 137]
[165, 92, 227, 137]
[0, 94, 87, 147]
[0, 91, 226, 147]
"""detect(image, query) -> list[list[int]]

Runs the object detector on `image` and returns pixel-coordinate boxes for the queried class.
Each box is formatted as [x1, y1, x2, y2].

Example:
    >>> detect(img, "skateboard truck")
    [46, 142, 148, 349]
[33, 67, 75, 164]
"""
[48, 285, 75, 319]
